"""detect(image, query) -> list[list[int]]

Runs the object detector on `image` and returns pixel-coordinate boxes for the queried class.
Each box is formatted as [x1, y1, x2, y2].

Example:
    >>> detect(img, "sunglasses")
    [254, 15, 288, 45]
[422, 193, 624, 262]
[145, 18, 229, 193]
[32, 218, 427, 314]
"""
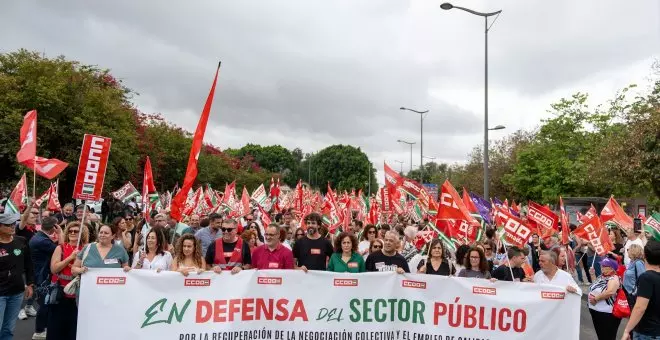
[372, 245, 382, 249]
[484, 247, 492, 250]
[296, 233, 304, 237]
[221, 227, 235, 233]
[68, 229, 80, 234]
[367, 230, 376, 234]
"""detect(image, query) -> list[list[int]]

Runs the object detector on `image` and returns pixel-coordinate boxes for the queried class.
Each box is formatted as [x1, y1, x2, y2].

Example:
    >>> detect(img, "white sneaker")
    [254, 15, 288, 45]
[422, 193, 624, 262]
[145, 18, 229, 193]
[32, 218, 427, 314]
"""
[24, 305, 37, 317]
[17, 308, 27, 320]
[32, 331, 47, 340]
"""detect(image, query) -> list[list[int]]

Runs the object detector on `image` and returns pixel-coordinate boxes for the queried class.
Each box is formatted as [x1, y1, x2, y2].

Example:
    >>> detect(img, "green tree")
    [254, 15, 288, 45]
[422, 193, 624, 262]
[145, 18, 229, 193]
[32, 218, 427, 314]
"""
[306, 145, 376, 194]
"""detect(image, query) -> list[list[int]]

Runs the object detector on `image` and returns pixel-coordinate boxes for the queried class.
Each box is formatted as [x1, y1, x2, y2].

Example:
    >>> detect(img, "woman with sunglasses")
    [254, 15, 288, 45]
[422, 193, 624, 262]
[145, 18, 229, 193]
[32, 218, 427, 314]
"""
[358, 225, 378, 258]
[247, 222, 264, 244]
[365, 239, 384, 260]
[47, 222, 89, 340]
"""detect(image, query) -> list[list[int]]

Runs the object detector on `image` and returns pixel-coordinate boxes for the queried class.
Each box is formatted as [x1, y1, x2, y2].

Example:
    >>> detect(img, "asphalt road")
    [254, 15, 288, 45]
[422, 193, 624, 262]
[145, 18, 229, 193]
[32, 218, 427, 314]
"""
[13, 294, 627, 340]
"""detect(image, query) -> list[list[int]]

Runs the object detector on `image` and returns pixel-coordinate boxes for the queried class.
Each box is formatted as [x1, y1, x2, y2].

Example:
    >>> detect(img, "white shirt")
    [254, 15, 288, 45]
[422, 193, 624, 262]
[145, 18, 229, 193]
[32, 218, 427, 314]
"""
[623, 238, 644, 266]
[534, 268, 582, 295]
[132, 250, 173, 271]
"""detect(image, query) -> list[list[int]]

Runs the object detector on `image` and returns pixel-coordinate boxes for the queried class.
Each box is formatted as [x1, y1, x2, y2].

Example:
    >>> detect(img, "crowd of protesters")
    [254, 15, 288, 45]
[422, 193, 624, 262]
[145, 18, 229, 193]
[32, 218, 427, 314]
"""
[0, 196, 658, 340]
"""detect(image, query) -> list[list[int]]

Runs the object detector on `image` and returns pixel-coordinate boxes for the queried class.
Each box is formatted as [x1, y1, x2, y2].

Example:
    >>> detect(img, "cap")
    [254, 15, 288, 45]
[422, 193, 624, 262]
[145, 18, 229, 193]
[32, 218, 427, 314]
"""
[600, 258, 619, 271]
[0, 213, 20, 226]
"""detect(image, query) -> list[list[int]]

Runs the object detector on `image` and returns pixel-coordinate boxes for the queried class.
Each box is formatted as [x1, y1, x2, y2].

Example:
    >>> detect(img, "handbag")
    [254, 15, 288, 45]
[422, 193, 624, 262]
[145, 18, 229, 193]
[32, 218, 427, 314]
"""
[63, 243, 94, 295]
[612, 288, 631, 318]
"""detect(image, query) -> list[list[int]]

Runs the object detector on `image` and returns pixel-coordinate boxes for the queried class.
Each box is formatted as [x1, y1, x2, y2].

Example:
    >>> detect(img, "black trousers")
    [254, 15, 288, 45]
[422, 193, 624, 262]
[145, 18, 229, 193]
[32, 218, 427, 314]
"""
[46, 297, 77, 340]
[589, 309, 621, 340]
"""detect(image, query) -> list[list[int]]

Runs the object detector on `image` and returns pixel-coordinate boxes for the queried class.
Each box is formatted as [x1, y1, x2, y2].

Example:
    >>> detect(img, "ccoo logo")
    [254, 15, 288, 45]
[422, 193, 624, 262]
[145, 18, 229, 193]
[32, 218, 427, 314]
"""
[184, 279, 211, 287]
[96, 277, 126, 285]
[541, 291, 566, 300]
[257, 277, 282, 285]
[402, 280, 427, 289]
[333, 279, 358, 287]
[472, 286, 496, 295]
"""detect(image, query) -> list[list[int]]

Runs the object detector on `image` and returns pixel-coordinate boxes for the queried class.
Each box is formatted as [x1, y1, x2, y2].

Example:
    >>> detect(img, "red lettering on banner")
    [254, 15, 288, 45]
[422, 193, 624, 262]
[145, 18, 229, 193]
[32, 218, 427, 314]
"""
[433, 299, 527, 333]
[333, 279, 358, 287]
[472, 286, 497, 295]
[96, 276, 126, 285]
[541, 291, 566, 300]
[184, 279, 210, 287]
[402, 280, 427, 289]
[196, 298, 308, 323]
[257, 277, 282, 285]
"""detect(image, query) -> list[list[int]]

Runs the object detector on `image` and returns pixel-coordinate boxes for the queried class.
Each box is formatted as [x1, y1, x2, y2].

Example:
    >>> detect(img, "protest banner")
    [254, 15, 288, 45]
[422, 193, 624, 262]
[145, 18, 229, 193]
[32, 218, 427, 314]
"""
[73, 134, 112, 201]
[78, 269, 580, 340]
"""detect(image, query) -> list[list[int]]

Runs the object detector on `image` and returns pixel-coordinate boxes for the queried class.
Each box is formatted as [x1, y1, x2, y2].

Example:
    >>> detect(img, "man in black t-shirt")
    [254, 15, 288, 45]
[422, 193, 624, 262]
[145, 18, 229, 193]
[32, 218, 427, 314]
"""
[491, 246, 527, 282]
[293, 213, 333, 271]
[205, 218, 252, 274]
[623, 239, 660, 339]
[365, 231, 409, 273]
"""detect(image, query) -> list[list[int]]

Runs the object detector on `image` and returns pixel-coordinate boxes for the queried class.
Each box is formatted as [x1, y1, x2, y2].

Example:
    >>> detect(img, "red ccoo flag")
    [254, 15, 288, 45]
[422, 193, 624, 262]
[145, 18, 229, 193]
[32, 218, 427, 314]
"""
[16, 110, 37, 164]
[23, 157, 68, 180]
[170, 62, 222, 221]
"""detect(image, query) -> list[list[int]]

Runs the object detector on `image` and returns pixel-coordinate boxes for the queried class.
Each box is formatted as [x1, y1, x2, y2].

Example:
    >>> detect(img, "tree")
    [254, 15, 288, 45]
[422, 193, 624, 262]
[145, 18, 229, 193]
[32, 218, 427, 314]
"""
[306, 145, 377, 194]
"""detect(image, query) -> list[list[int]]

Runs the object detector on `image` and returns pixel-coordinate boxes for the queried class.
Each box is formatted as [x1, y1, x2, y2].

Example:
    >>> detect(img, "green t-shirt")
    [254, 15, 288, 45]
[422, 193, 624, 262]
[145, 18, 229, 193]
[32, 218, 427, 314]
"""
[78, 243, 129, 268]
[327, 252, 366, 273]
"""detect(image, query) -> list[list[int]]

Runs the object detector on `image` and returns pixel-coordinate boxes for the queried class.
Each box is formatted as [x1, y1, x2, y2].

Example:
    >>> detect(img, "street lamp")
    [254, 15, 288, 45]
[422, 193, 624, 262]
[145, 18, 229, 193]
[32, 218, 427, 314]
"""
[440, 2, 502, 200]
[488, 125, 506, 131]
[397, 139, 416, 174]
[394, 160, 404, 173]
[400, 107, 429, 183]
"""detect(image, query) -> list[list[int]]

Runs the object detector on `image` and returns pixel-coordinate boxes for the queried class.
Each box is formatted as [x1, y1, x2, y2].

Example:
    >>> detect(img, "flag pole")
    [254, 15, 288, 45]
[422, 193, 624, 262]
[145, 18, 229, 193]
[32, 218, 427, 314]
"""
[502, 242, 517, 282]
[32, 157, 37, 200]
[77, 200, 87, 248]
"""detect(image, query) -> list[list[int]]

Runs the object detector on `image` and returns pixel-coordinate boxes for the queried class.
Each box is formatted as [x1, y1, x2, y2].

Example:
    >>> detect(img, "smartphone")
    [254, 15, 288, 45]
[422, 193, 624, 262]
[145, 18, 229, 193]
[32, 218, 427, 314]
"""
[633, 218, 642, 234]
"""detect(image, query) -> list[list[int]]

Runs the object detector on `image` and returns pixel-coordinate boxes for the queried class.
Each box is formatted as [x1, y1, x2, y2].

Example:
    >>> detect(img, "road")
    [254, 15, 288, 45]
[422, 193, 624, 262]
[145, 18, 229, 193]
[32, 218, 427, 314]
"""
[13, 294, 627, 340]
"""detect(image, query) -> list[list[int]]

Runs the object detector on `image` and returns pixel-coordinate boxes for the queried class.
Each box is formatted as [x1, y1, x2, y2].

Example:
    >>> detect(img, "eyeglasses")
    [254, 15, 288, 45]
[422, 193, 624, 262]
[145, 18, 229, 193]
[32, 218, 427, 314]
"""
[68, 229, 80, 234]
[221, 227, 236, 233]
[295, 233, 304, 237]
[484, 247, 491, 251]
[469, 256, 481, 260]
[246, 219, 253, 222]
[264, 233, 277, 237]
[367, 231, 376, 234]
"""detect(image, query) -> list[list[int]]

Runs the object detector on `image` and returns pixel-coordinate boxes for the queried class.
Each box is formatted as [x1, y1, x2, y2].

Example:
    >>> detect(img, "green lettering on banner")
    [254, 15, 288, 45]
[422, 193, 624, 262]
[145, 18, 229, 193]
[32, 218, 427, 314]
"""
[349, 299, 360, 322]
[141, 298, 191, 328]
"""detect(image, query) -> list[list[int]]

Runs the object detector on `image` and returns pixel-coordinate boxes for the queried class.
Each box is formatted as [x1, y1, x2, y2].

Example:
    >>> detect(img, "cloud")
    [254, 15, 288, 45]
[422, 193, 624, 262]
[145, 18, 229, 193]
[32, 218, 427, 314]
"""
[1, 0, 658, 187]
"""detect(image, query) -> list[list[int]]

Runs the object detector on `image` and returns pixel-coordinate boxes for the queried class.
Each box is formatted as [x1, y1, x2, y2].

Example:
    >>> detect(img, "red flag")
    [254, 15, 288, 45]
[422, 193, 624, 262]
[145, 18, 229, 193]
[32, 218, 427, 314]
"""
[511, 201, 520, 214]
[600, 197, 633, 232]
[494, 207, 533, 248]
[573, 215, 613, 256]
[170, 62, 221, 221]
[579, 204, 598, 223]
[258, 204, 272, 227]
[72, 134, 112, 201]
[527, 200, 559, 231]
[559, 197, 570, 245]
[23, 157, 68, 180]
[462, 188, 478, 214]
[47, 181, 62, 212]
[437, 181, 479, 242]
[239, 186, 250, 216]
[16, 110, 37, 164]
[9, 174, 28, 211]
[141, 156, 157, 218]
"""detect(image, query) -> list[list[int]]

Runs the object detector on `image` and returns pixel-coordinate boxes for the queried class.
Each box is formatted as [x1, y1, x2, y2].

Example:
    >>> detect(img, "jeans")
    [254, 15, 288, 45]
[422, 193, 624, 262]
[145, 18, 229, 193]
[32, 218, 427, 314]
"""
[633, 333, 660, 340]
[0, 293, 24, 340]
[587, 255, 602, 278]
[35, 290, 48, 333]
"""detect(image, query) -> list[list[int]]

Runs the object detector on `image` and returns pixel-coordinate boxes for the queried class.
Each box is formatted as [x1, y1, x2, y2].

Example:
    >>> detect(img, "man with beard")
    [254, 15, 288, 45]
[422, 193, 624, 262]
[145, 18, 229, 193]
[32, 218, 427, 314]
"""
[293, 213, 333, 271]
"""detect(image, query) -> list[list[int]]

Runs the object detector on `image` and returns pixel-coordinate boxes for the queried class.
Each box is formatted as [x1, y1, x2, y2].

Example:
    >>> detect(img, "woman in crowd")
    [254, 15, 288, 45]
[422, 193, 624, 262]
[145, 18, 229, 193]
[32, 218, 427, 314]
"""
[553, 246, 568, 271]
[453, 245, 471, 274]
[587, 258, 621, 340]
[483, 240, 496, 272]
[358, 224, 378, 257]
[170, 234, 206, 276]
[47, 222, 89, 340]
[111, 217, 132, 251]
[609, 228, 624, 259]
[132, 228, 172, 272]
[72, 224, 131, 275]
[247, 222, 264, 244]
[242, 229, 259, 254]
[365, 239, 384, 260]
[417, 239, 454, 276]
[622, 244, 645, 308]
[378, 224, 391, 240]
[294, 228, 305, 241]
[457, 246, 492, 279]
[327, 232, 365, 273]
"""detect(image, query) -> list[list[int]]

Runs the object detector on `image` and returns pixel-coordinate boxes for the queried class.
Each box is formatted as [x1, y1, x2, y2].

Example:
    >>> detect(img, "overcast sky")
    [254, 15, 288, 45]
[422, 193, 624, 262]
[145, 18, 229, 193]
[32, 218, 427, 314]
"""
[1, 0, 658, 185]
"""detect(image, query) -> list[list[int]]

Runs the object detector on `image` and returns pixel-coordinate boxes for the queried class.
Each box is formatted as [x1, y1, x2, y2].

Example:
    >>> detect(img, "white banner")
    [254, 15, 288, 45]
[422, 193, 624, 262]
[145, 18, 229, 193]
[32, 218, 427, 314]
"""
[78, 269, 580, 340]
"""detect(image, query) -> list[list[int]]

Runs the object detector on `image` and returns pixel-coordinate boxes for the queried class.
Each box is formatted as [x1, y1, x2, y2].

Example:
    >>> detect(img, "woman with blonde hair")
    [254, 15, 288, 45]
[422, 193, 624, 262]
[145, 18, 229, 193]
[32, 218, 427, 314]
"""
[47, 222, 89, 340]
[170, 234, 206, 276]
[622, 244, 645, 308]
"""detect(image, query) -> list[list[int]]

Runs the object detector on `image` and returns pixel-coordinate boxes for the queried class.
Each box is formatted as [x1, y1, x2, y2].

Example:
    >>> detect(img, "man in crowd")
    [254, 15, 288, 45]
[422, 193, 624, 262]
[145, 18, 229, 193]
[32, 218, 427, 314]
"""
[28, 216, 61, 339]
[533, 250, 581, 295]
[365, 230, 409, 273]
[195, 213, 222, 257]
[0, 212, 34, 340]
[251, 223, 294, 269]
[622, 240, 660, 339]
[350, 220, 364, 238]
[492, 246, 528, 282]
[16, 204, 39, 321]
[293, 213, 333, 272]
[54, 203, 75, 226]
[206, 218, 251, 274]
[623, 228, 645, 266]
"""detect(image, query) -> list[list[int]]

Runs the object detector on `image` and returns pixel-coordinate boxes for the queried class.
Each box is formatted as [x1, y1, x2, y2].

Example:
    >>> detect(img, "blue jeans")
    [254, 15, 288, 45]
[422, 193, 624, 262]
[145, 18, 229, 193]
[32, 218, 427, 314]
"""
[587, 255, 602, 278]
[0, 293, 24, 340]
[634, 332, 660, 340]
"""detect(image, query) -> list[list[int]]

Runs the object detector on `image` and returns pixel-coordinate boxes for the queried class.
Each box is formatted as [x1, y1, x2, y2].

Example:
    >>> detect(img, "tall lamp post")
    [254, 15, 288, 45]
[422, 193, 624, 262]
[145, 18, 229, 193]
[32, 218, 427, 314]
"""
[440, 2, 501, 200]
[400, 107, 429, 183]
[397, 139, 416, 175]
[394, 160, 404, 174]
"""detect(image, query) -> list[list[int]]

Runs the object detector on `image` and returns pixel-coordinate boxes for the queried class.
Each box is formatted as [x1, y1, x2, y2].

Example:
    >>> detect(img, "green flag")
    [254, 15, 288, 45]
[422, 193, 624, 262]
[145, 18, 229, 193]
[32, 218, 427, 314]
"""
[644, 212, 660, 241]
